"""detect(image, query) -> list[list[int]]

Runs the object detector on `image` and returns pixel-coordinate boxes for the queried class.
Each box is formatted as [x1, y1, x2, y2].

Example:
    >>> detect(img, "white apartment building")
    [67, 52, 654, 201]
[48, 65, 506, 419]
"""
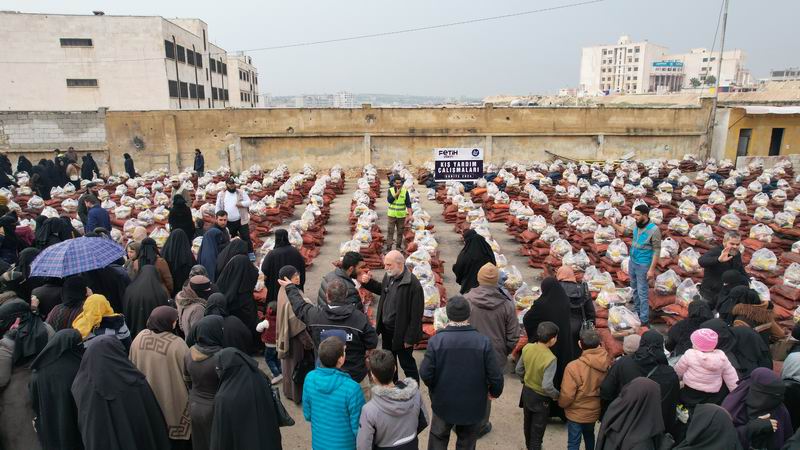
[769, 67, 800, 82]
[665, 48, 751, 89]
[579, 35, 668, 95]
[333, 91, 355, 108]
[0, 11, 259, 111]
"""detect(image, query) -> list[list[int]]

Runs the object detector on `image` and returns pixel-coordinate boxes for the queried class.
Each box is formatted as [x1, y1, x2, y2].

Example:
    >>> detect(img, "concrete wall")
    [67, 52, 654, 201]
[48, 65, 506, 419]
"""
[0, 110, 108, 168]
[723, 108, 800, 160]
[102, 101, 714, 174]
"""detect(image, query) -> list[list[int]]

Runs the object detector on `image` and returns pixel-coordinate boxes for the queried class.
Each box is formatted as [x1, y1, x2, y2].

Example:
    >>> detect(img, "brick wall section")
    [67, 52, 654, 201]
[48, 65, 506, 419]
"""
[0, 109, 108, 170]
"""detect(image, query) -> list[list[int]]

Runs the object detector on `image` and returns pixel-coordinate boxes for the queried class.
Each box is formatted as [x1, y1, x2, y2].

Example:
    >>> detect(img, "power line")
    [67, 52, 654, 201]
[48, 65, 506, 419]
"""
[0, 0, 606, 64]
[222, 0, 606, 54]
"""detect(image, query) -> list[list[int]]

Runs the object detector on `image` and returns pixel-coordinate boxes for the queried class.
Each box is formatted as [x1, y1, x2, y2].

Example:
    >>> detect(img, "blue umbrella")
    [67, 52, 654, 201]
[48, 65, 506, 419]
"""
[30, 237, 126, 278]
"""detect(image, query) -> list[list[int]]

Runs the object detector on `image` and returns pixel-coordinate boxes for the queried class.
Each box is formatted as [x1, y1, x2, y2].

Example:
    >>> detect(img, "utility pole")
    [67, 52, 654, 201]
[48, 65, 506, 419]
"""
[706, 0, 729, 160]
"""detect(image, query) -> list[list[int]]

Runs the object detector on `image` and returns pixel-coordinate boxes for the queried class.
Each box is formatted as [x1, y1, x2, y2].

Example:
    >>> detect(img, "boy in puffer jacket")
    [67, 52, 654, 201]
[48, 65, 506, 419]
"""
[675, 328, 739, 410]
[357, 349, 429, 450]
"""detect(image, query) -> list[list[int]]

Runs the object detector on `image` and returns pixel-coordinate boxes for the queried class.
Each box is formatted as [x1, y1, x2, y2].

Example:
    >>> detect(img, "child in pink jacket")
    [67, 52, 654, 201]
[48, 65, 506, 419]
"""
[675, 328, 739, 409]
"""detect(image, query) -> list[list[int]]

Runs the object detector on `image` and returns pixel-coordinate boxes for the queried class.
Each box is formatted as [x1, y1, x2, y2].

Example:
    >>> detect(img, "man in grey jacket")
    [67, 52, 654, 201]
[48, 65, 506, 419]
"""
[317, 251, 380, 312]
[357, 349, 429, 450]
[463, 262, 519, 437]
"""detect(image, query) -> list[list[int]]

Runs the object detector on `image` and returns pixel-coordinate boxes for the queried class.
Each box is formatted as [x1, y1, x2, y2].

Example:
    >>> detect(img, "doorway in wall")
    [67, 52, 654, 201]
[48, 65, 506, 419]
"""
[769, 128, 784, 156]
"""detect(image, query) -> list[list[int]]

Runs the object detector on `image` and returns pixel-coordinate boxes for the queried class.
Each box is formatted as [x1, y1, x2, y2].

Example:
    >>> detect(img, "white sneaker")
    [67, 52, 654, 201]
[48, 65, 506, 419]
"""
[270, 374, 284, 385]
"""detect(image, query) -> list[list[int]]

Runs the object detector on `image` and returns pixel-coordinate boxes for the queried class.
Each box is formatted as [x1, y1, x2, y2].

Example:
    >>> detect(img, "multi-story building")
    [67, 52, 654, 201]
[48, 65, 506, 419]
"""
[579, 35, 668, 95]
[667, 48, 751, 89]
[0, 11, 259, 110]
[769, 67, 800, 82]
[333, 91, 355, 108]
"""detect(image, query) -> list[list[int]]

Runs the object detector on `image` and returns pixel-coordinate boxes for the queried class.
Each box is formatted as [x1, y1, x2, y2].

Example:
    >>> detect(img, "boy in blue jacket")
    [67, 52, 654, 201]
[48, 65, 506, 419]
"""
[303, 336, 366, 450]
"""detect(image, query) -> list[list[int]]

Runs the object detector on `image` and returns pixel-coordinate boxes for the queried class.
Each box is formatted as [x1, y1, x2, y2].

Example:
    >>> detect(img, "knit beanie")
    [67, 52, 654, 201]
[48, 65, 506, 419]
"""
[690, 328, 718, 352]
[446, 295, 471, 322]
[477, 263, 499, 286]
[622, 334, 641, 354]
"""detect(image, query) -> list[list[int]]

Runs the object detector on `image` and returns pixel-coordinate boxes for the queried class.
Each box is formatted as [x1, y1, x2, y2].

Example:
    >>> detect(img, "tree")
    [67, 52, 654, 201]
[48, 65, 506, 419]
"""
[704, 75, 717, 86]
[689, 78, 701, 88]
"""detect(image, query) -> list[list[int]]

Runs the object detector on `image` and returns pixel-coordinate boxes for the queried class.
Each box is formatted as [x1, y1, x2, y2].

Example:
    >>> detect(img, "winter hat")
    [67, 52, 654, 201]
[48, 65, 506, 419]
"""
[446, 295, 471, 322]
[622, 334, 641, 354]
[690, 328, 718, 352]
[477, 263, 499, 286]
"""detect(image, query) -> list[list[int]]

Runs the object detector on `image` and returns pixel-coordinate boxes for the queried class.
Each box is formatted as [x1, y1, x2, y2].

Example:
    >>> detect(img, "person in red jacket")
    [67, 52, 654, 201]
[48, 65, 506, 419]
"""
[257, 300, 282, 383]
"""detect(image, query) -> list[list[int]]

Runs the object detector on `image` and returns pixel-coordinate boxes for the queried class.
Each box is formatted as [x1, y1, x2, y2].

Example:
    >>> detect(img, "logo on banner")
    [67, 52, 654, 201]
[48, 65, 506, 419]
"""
[434, 148, 484, 182]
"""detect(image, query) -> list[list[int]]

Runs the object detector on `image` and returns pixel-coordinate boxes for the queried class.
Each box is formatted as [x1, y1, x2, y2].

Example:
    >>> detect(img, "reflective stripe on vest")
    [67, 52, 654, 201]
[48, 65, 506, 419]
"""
[388, 187, 407, 218]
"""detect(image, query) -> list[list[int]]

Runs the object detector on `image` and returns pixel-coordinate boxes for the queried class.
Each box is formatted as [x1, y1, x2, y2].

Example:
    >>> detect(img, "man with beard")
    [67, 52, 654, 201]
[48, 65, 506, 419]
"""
[78, 183, 99, 225]
[698, 230, 747, 307]
[316, 251, 380, 311]
[614, 204, 661, 326]
[214, 178, 253, 258]
[193, 149, 204, 173]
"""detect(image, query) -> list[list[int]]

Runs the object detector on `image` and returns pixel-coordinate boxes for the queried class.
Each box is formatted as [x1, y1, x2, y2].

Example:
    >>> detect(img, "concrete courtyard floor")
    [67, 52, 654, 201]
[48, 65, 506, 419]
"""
[266, 175, 576, 449]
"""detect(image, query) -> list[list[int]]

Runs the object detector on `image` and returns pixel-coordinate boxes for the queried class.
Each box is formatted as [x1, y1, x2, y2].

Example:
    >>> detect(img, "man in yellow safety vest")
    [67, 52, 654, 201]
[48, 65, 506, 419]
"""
[386, 176, 411, 252]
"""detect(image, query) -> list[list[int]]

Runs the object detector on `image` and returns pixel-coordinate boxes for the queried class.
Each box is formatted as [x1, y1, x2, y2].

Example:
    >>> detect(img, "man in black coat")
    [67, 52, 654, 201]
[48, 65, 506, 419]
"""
[280, 276, 378, 394]
[420, 296, 504, 450]
[193, 149, 204, 173]
[360, 250, 423, 382]
[698, 230, 747, 307]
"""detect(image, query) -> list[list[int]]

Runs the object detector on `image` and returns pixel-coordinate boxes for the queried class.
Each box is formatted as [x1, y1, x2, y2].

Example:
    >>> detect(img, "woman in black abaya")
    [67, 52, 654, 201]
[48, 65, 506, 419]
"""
[16, 155, 33, 175]
[70, 335, 171, 450]
[168, 195, 196, 241]
[261, 229, 306, 304]
[162, 229, 195, 296]
[452, 229, 496, 294]
[215, 254, 258, 347]
[197, 227, 225, 282]
[674, 403, 743, 450]
[715, 270, 750, 324]
[209, 347, 281, 450]
[82, 265, 129, 313]
[597, 377, 669, 450]
[215, 238, 249, 277]
[702, 318, 772, 378]
[122, 265, 170, 338]
[666, 299, 714, 357]
[186, 293, 251, 354]
[184, 316, 224, 450]
[29, 329, 85, 450]
[10, 247, 42, 302]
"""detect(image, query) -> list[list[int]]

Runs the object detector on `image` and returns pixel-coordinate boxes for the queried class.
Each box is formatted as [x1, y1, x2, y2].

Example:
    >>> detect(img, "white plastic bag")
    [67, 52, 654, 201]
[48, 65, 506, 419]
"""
[750, 279, 771, 303]
[784, 263, 800, 289]
[748, 248, 777, 272]
[676, 278, 699, 306]
[606, 239, 629, 264]
[655, 269, 681, 295]
[608, 306, 641, 338]
[514, 283, 539, 309]
[668, 217, 690, 235]
[678, 247, 701, 273]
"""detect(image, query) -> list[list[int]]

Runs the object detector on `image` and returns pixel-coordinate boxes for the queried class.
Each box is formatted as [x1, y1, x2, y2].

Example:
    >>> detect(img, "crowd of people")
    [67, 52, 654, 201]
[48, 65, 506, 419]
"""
[0, 150, 799, 450]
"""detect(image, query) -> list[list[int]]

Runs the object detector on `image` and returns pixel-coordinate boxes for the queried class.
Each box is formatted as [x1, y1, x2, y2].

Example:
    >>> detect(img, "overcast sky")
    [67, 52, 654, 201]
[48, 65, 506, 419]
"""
[5, 0, 798, 97]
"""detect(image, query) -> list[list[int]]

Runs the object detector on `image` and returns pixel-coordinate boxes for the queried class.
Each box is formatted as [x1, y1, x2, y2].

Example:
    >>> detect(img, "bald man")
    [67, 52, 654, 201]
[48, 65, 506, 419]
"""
[361, 250, 424, 382]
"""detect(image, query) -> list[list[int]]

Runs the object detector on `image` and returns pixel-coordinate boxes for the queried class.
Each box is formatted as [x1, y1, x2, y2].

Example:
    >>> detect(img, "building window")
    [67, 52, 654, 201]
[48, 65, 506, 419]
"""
[60, 38, 93, 47]
[66, 78, 98, 87]
[635, 46, 640, 52]
[165, 40, 175, 59]
[197, 85, 205, 99]
[211, 87, 218, 100]
[710, 57, 716, 61]
[633, 84, 637, 89]
[221, 63, 227, 75]
[187, 50, 195, 66]
[189, 83, 197, 99]
[703, 58, 708, 62]
[168, 80, 179, 97]
[176, 45, 186, 63]
[179, 81, 188, 98]
[223, 89, 229, 101]
[634, 58, 639, 62]
[195, 52, 202, 68]
[209, 59, 216, 73]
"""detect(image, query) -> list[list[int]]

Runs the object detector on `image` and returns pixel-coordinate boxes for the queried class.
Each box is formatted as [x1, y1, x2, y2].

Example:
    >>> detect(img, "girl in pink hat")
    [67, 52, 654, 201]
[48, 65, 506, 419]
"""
[675, 328, 739, 411]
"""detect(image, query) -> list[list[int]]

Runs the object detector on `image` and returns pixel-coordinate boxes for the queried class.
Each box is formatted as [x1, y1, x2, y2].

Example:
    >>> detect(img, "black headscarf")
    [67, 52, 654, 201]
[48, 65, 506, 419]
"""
[0, 298, 50, 366]
[145, 305, 178, 334]
[197, 227, 225, 282]
[16, 155, 33, 174]
[193, 315, 224, 356]
[453, 229, 496, 294]
[168, 195, 195, 241]
[123, 153, 136, 178]
[666, 299, 714, 355]
[260, 229, 307, 304]
[632, 329, 668, 371]
[210, 348, 282, 450]
[0, 212, 20, 253]
[34, 217, 65, 249]
[162, 229, 195, 296]
[122, 265, 169, 338]
[13, 247, 41, 300]
[59, 216, 77, 240]
[190, 293, 251, 353]
[205, 292, 228, 317]
[722, 367, 793, 449]
[631, 329, 679, 433]
[81, 265, 130, 314]
[674, 404, 743, 450]
[597, 377, 665, 450]
[29, 327, 84, 450]
[136, 237, 160, 267]
[70, 335, 171, 450]
[523, 277, 574, 393]
[216, 254, 258, 314]
[61, 275, 88, 308]
[716, 270, 751, 321]
[729, 285, 761, 305]
[215, 239, 249, 276]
